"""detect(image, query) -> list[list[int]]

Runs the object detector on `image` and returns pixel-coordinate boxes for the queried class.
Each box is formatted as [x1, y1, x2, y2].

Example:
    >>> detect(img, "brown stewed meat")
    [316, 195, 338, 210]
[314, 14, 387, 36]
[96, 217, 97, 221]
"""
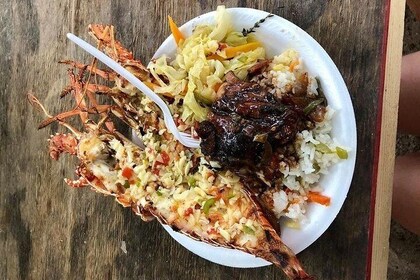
[196, 73, 308, 168]
[196, 71, 326, 232]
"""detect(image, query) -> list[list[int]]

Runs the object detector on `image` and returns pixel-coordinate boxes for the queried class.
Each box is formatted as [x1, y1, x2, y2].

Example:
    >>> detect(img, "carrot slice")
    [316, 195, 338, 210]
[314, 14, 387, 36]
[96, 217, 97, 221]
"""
[160, 151, 170, 165]
[307, 192, 331, 206]
[289, 60, 299, 71]
[213, 82, 223, 92]
[122, 167, 134, 179]
[168, 16, 184, 45]
[206, 54, 225, 62]
[224, 41, 262, 59]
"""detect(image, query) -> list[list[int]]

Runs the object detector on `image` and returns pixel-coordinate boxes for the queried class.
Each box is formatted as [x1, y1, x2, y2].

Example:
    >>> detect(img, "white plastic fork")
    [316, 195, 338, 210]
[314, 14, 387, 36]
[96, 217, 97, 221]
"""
[66, 33, 201, 148]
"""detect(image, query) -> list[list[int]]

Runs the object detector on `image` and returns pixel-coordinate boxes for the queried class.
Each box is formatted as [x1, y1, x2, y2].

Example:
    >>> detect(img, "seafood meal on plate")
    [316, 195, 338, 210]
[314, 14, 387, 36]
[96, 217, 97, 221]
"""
[29, 6, 349, 280]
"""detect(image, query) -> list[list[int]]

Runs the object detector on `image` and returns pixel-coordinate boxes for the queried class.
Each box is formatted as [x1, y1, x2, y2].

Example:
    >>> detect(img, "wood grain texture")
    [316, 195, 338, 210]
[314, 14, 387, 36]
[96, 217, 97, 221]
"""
[371, 0, 406, 279]
[0, 1, 393, 279]
[407, 0, 420, 20]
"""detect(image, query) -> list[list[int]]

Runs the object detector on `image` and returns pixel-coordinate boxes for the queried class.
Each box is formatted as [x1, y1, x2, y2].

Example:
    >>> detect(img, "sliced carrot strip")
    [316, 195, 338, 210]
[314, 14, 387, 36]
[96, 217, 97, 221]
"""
[307, 192, 331, 206]
[224, 41, 262, 59]
[168, 16, 184, 45]
[289, 60, 299, 71]
[122, 167, 134, 179]
[206, 54, 225, 62]
[213, 82, 223, 92]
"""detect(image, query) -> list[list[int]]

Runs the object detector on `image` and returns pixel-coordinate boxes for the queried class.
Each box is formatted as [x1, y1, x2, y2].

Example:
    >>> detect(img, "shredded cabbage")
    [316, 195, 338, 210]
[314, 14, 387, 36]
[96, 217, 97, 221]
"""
[209, 5, 231, 41]
[225, 31, 248, 46]
[182, 81, 208, 121]
[148, 5, 265, 122]
[148, 55, 187, 96]
[224, 47, 265, 80]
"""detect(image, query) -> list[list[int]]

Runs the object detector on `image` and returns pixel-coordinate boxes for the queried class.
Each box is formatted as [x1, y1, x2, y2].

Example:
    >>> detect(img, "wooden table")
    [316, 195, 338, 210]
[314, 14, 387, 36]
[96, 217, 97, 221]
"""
[0, 1, 405, 279]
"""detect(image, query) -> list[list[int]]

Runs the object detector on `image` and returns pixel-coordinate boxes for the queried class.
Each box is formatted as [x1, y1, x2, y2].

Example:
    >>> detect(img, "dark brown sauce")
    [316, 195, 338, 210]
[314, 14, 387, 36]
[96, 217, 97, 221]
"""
[196, 77, 308, 170]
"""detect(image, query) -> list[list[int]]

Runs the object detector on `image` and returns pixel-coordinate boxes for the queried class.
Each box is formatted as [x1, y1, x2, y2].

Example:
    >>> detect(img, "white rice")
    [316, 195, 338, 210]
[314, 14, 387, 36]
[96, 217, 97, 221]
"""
[260, 50, 346, 225]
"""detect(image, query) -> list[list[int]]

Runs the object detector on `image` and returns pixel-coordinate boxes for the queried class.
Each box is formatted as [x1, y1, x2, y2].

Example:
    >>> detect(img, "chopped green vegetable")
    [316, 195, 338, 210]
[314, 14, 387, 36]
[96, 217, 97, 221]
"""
[242, 225, 255, 235]
[227, 191, 235, 199]
[315, 77, 328, 106]
[315, 143, 332, 153]
[123, 181, 130, 188]
[188, 177, 197, 187]
[336, 147, 348, 159]
[156, 190, 163, 196]
[238, 56, 248, 63]
[303, 98, 324, 115]
[203, 198, 216, 215]
[313, 162, 321, 173]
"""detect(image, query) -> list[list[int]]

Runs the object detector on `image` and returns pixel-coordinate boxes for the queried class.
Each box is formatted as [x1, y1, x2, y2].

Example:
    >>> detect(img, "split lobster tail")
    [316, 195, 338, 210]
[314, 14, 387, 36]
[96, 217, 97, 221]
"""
[249, 195, 314, 279]
[264, 231, 314, 279]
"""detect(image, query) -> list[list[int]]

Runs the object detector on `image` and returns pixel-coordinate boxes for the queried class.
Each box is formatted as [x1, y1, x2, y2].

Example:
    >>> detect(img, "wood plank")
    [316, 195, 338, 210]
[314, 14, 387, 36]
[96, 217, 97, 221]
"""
[407, 0, 420, 20]
[370, 0, 406, 279]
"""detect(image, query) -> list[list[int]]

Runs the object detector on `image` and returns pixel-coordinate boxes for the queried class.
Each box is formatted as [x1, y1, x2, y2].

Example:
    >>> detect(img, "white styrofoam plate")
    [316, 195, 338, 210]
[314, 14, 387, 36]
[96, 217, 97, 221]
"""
[152, 7, 357, 268]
